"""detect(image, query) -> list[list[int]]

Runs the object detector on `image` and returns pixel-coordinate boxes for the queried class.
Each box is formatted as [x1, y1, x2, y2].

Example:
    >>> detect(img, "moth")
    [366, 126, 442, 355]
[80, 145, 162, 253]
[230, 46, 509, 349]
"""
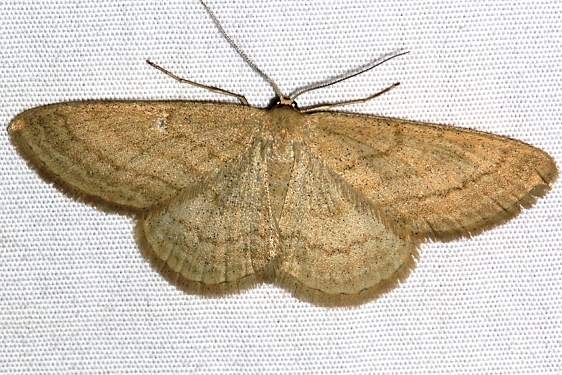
[8, 1, 557, 305]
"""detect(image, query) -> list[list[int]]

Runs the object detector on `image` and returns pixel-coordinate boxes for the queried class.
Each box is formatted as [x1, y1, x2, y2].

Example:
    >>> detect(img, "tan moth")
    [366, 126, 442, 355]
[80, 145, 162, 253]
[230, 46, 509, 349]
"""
[8, 1, 557, 305]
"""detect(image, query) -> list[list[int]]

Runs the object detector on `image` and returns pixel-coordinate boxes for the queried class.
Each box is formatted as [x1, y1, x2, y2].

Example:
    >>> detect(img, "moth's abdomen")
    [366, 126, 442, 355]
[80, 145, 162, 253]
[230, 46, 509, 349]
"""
[266, 139, 296, 223]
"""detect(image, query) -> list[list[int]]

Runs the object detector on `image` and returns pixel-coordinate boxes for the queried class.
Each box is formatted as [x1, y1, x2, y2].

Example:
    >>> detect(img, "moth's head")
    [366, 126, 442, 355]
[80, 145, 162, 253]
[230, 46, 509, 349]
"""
[267, 95, 299, 111]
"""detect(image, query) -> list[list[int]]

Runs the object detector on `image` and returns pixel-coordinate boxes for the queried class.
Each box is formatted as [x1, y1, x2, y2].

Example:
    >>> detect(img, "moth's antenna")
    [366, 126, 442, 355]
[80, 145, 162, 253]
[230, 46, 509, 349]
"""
[289, 50, 409, 100]
[199, 1, 286, 101]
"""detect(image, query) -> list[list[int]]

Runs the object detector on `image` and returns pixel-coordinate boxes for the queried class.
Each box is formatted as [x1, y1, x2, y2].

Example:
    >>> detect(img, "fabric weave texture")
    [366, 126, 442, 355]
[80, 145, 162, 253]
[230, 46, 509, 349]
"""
[1, 0, 560, 373]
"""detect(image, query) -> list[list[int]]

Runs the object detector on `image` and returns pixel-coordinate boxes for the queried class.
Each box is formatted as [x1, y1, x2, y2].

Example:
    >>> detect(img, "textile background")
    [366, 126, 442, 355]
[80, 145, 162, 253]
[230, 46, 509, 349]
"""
[1, 0, 560, 373]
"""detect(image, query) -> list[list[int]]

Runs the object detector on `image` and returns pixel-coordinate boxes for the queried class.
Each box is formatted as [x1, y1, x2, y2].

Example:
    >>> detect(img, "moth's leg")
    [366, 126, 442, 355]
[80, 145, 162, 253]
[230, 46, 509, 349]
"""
[300, 82, 400, 113]
[146, 59, 249, 105]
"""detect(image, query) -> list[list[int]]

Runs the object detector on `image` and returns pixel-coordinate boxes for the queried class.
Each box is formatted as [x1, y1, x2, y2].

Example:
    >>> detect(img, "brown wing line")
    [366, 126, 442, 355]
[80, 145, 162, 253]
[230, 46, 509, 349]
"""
[312, 119, 522, 203]
[304, 111, 558, 241]
[274, 145, 418, 305]
[141, 138, 279, 289]
[9, 100, 265, 211]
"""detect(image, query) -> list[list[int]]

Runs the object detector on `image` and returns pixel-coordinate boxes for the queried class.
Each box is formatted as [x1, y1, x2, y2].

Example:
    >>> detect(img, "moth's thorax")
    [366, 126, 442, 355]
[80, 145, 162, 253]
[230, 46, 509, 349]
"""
[264, 105, 305, 142]
[261, 106, 304, 222]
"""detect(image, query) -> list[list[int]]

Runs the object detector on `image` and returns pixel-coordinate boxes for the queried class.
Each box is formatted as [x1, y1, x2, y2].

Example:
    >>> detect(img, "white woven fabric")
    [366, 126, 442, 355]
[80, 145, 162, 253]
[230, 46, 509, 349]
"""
[1, 0, 560, 373]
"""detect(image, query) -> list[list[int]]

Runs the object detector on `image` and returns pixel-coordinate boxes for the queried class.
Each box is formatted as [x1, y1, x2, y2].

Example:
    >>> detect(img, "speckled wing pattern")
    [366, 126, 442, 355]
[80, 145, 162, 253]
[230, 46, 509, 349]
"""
[9, 101, 265, 209]
[143, 139, 279, 289]
[304, 112, 557, 241]
[9, 101, 557, 305]
[275, 146, 417, 302]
